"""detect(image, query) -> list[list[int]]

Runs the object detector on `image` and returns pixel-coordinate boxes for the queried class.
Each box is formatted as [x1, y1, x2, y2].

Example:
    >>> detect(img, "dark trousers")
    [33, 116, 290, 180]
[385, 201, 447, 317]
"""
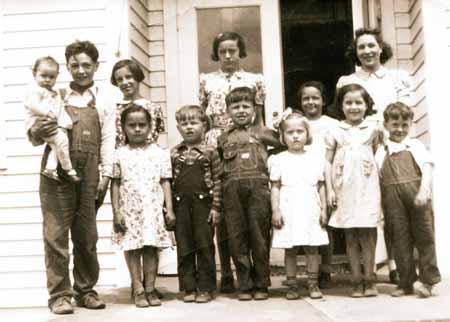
[345, 228, 377, 284]
[216, 221, 234, 277]
[40, 149, 100, 306]
[382, 181, 441, 288]
[223, 178, 271, 291]
[174, 192, 216, 292]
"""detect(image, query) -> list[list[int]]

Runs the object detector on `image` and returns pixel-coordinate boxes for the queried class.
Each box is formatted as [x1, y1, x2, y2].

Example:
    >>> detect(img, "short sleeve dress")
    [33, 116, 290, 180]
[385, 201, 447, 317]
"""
[269, 151, 329, 248]
[325, 120, 382, 228]
[111, 144, 173, 250]
[199, 69, 266, 146]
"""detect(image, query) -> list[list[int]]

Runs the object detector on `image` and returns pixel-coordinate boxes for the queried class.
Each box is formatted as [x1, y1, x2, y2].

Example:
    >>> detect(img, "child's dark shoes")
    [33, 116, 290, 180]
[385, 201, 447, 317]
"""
[50, 296, 73, 315]
[253, 287, 269, 301]
[76, 293, 105, 309]
[286, 285, 300, 300]
[183, 291, 196, 303]
[308, 282, 323, 299]
[146, 290, 161, 306]
[391, 287, 414, 297]
[41, 169, 62, 182]
[134, 291, 149, 308]
[195, 291, 212, 303]
[238, 291, 253, 301]
[363, 283, 378, 297]
[415, 282, 433, 298]
[350, 283, 364, 298]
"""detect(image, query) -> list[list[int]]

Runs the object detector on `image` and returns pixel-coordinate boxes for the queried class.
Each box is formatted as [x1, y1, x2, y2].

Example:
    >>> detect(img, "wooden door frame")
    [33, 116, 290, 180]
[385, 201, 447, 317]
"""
[163, 0, 284, 147]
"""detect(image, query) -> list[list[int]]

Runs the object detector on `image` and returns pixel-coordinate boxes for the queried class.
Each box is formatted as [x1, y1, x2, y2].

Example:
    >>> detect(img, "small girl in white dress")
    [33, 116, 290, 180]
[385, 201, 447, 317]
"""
[111, 104, 175, 308]
[269, 110, 328, 300]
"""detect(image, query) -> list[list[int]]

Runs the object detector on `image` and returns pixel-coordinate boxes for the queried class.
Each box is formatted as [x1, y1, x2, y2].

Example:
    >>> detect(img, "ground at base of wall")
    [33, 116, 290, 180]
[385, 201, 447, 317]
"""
[1, 268, 450, 322]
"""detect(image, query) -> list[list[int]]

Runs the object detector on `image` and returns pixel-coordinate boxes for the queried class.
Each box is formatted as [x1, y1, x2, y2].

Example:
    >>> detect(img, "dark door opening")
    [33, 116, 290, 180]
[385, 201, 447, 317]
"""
[280, 0, 354, 116]
[280, 0, 354, 258]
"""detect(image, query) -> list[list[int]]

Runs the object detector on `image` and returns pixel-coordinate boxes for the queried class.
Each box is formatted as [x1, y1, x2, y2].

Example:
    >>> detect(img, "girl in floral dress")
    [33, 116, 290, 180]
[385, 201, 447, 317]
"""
[111, 59, 165, 147]
[111, 104, 175, 308]
[325, 83, 382, 298]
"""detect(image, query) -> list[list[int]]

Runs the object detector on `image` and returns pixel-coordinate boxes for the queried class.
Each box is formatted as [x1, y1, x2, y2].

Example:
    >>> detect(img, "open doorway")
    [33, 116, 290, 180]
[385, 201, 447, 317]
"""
[280, 0, 354, 257]
[280, 0, 354, 115]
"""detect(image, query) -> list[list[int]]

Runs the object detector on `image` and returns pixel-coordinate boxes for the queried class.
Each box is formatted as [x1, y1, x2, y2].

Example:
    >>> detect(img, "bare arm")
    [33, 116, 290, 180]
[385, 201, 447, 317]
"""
[325, 148, 337, 209]
[208, 149, 222, 226]
[415, 163, 433, 207]
[111, 178, 126, 233]
[161, 178, 176, 229]
[318, 181, 328, 228]
[271, 181, 284, 229]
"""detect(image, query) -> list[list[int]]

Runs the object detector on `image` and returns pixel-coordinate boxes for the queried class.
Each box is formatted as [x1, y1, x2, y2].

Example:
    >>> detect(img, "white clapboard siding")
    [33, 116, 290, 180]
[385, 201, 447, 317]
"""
[128, 0, 168, 146]
[393, 0, 428, 146]
[0, 237, 114, 257]
[0, 253, 117, 273]
[0, 220, 113, 241]
[0, 204, 113, 223]
[3, 9, 106, 32]
[4, 56, 109, 85]
[0, 1, 125, 305]
[0, 270, 117, 289]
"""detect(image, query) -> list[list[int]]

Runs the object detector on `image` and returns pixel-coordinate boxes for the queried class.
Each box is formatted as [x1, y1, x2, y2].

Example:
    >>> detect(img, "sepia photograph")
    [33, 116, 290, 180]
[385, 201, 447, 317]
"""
[0, 0, 449, 321]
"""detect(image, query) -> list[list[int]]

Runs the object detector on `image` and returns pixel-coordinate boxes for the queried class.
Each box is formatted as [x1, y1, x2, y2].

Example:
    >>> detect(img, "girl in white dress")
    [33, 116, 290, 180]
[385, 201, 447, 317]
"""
[111, 104, 175, 308]
[269, 110, 328, 300]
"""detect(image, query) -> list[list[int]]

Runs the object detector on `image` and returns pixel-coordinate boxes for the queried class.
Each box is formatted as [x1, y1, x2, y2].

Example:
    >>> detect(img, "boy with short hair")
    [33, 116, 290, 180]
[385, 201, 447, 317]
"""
[28, 40, 115, 314]
[375, 102, 441, 298]
[217, 86, 283, 301]
[171, 105, 222, 303]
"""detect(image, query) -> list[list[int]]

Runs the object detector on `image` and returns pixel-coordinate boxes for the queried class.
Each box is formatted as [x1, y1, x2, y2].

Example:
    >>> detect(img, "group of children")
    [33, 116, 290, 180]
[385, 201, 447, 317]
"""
[26, 43, 440, 312]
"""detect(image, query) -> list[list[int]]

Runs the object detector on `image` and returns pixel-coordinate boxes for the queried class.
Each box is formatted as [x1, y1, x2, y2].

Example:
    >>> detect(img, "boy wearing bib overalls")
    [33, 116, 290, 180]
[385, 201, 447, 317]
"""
[28, 40, 115, 314]
[376, 102, 441, 298]
[217, 87, 283, 301]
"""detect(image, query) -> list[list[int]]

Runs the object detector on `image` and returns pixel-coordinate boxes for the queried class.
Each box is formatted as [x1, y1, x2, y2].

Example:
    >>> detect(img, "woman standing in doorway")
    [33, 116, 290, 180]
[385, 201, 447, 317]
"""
[337, 27, 412, 122]
[198, 31, 266, 293]
[337, 27, 413, 284]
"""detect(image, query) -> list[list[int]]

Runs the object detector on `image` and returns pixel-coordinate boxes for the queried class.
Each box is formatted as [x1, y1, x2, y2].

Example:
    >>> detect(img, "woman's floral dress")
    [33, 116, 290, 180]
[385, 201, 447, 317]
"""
[199, 69, 265, 146]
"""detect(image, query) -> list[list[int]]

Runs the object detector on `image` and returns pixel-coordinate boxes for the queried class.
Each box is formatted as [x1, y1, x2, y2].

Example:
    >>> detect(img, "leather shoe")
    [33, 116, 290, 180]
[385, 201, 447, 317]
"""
[183, 291, 196, 303]
[76, 293, 106, 309]
[253, 288, 269, 301]
[50, 297, 73, 315]
[195, 291, 212, 303]
[238, 291, 252, 301]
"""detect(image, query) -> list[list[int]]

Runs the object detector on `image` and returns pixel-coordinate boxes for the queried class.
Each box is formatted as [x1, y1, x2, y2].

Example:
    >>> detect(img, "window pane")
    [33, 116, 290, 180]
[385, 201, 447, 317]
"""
[197, 6, 262, 74]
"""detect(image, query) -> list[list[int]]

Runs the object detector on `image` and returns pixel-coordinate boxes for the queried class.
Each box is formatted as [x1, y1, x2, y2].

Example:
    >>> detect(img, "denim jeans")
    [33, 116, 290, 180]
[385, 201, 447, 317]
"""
[223, 178, 272, 291]
[174, 191, 216, 292]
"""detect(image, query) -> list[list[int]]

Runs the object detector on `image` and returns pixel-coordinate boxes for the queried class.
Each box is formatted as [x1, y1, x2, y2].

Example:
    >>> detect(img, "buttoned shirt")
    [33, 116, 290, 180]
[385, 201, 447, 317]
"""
[375, 137, 433, 176]
[171, 142, 223, 212]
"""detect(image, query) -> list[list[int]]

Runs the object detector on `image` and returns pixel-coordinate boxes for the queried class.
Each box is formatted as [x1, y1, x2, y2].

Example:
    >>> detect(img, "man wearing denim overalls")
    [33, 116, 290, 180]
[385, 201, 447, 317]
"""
[28, 40, 115, 314]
